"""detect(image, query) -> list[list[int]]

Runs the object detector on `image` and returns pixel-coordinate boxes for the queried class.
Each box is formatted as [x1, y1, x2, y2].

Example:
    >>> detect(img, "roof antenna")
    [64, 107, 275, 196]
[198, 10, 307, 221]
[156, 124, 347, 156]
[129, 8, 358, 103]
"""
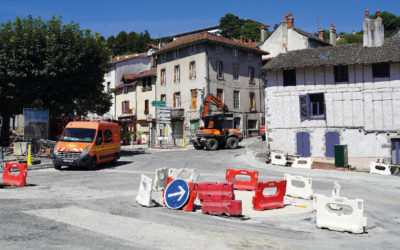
[317, 16, 320, 31]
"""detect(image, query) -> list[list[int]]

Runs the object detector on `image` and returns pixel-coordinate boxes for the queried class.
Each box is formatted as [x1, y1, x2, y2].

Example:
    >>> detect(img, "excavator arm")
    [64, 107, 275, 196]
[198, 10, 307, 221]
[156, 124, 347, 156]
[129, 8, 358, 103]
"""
[200, 94, 229, 120]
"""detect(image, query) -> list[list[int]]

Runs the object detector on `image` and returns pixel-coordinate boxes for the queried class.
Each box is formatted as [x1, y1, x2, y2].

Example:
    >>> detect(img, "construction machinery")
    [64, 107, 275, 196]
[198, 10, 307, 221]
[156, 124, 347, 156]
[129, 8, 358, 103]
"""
[191, 94, 243, 150]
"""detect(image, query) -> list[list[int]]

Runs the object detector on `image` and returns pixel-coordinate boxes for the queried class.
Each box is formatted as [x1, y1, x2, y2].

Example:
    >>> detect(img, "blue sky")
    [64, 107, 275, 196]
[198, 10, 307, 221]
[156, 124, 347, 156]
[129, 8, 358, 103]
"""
[0, 0, 398, 38]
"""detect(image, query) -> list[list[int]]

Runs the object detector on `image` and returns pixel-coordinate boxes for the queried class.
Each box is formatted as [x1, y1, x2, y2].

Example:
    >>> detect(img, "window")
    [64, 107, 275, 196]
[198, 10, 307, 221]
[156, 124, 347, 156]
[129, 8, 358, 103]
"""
[191, 89, 197, 109]
[372, 62, 390, 78]
[248, 67, 255, 84]
[189, 61, 196, 79]
[283, 69, 296, 86]
[334, 65, 348, 82]
[144, 100, 149, 115]
[189, 45, 196, 55]
[234, 91, 240, 109]
[173, 92, 181, 108]
[159, 53, 166, 63]
[173, 49, 179, 59]
[217, 89, 223, 103]
[248, 120, 257, 129]
[104, 129, 113, 143]
[160, 94, 166, 102]
[160, 69, 166, 85]
[233, 48, 238, 57]
[217, 60, 224, 80]
[106, 82, 111, 93]
[123, 84, 128, 94]
[122, 101, 129, 114]
[249, 92, 256, 111]
[299, 93, 325, 121]
[216, 44, 223, 53]
[174, 65, 180, 83]
[233, 63, 239, 81]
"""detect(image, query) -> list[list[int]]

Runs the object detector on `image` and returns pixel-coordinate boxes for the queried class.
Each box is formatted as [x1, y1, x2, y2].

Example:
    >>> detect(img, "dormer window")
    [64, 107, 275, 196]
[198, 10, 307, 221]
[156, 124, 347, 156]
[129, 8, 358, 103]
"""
[173, 50, 179, 59]
[189, 45, 196, 55]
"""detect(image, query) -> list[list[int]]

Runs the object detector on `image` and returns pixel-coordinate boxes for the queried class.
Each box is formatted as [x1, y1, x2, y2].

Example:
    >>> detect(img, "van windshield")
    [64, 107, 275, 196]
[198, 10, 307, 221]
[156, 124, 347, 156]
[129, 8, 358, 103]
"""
[60, 128, 96, 142]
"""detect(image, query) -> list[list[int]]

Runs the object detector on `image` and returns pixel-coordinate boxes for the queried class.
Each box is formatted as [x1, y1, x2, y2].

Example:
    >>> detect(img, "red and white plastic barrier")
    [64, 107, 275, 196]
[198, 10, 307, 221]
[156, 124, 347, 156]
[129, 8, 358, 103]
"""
[313, 194, 367, 234]
[369, 162, 391, 176]
[135, 174, 154, 207]
[3, 162, 27, 186]
[226, 169, 259, 191]
[284, 174, 313, 200]
[197, 182, 242, 216]
[270, 152, 287, 166]
[252, 180, 287, 210]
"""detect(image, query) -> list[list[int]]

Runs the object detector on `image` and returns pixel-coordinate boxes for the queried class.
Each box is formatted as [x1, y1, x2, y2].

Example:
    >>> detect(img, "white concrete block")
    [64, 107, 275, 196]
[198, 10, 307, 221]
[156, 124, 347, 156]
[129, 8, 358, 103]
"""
[314, 194, 367, 234]
[291, 158, 313, 169]
[270, 152, 287, 166]
[284, 174, 313, 199]
[153, 167, 169, 191]
[369, 162, 391, 176]
[135, 175, 154, 207]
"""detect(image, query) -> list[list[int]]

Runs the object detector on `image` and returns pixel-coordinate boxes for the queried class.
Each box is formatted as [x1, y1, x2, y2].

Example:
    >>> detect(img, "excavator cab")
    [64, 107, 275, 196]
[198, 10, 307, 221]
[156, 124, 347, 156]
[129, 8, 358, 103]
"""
[191, 94, 243, 151]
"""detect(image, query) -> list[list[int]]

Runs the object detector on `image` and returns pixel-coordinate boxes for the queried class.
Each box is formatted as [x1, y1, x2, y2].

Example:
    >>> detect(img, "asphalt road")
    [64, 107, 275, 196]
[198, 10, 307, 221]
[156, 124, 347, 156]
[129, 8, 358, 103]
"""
[0, 138, 399, 249]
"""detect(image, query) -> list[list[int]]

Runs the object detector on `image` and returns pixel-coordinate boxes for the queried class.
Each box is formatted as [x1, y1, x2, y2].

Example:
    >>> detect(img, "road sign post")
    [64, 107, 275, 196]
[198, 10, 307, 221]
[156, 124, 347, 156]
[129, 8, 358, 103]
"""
[164, 179, 190, 209]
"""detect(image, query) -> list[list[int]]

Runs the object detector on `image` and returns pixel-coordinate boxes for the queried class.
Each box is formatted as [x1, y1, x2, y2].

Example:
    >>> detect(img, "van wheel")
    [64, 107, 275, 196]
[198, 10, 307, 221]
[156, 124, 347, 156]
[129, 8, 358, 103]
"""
[227, 137, 239, 149]
[206, 138, 219, 151]
[112, 154, 118, 165]
[88, 157, 97, 170]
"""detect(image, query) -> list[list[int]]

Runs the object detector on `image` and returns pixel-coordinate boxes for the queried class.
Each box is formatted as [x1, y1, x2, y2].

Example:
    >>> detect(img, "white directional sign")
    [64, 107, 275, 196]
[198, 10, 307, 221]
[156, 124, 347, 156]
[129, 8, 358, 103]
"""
[156, 107, 171, 124]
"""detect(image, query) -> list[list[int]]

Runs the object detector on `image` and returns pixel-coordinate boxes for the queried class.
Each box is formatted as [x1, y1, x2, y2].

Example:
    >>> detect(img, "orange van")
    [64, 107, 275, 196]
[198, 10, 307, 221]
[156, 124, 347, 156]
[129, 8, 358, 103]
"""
[52, 121, 121, 170]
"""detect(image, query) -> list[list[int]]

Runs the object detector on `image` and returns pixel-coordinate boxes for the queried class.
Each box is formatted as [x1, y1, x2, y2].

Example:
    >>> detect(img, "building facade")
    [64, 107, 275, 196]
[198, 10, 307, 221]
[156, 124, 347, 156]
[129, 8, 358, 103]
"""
[262, 12, 400, 170]
[154, 32, 268, 146]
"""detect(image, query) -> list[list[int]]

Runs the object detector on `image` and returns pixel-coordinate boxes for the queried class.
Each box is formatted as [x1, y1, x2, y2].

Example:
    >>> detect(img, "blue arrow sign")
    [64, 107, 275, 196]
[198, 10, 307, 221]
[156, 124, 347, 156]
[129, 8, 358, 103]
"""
[164, 179, 190, 209]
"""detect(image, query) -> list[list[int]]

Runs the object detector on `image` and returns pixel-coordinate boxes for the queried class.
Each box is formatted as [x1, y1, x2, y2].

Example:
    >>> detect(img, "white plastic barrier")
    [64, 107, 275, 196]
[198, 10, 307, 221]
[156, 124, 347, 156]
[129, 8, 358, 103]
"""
[369, 162, 391, 176]
[135, 175, 154, 207]
[291, 157, 313, 169]
[270, 152, 287, 166]
[284, 174, 313, 199]
[168, 168, 200, 183]
[313, 194, 367, 234]
[153, 167, 169, 191]
[313, 181, 342, 210]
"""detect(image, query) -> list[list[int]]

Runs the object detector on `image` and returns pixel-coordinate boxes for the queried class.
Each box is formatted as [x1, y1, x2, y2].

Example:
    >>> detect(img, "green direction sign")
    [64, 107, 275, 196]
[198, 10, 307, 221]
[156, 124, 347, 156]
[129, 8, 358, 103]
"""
[152, 101, 166, 107]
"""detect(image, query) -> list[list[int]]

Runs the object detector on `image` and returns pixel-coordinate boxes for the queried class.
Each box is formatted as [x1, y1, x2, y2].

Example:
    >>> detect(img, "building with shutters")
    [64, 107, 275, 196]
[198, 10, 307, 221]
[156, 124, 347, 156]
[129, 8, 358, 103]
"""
[153, 32, 268, 146]
[262, 10, 400, 170]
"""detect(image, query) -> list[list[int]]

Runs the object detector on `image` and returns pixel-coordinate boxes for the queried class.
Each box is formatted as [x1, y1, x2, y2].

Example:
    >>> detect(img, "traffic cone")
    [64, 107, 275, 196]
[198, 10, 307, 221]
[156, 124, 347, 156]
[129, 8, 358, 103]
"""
[27, 144, 32, 166]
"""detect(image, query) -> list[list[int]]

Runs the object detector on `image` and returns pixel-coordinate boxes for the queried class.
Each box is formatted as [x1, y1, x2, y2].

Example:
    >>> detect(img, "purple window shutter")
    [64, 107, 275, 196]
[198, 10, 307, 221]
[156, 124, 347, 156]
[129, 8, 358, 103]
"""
[299, 95, 309, 121]
[122, 102, 124, 114]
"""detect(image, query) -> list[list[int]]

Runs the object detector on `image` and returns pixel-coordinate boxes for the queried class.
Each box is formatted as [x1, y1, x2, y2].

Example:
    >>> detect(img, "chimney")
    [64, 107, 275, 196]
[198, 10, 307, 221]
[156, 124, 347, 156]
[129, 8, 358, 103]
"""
[260, 23, 268, 43]
[282, 43, 287, 53]
[329, 24, 336, 45]
[240, 36, 244, 44]
[363, 9, 384, 47]
[318, 28, 324, 40]
[287, 14, 294, 28]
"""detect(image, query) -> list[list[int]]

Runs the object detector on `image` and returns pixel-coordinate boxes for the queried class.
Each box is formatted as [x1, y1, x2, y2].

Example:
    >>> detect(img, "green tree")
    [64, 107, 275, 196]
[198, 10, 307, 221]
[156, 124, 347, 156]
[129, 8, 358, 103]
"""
[220, 13, 243, 39]
[106, 35, 116, 55]
[115, 31, 128, 55]
[337, 32, 363, 45]
[370, 11, 400, 37]
[127, 31, 138, 52]
[0, 16, 111, 145]
[135, 30, 152, 52]
[241, 22, 261, 42]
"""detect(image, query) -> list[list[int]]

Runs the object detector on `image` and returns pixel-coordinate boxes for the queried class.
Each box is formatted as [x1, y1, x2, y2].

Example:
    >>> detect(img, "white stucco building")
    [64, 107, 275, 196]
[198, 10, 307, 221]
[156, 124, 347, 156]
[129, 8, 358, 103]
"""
[262, 11, 400, 170]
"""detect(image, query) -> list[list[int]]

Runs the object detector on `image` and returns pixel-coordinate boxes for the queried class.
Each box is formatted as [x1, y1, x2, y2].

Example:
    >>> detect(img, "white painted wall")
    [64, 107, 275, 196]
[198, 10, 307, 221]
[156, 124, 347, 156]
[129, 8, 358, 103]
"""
[265, 63, 400, 168]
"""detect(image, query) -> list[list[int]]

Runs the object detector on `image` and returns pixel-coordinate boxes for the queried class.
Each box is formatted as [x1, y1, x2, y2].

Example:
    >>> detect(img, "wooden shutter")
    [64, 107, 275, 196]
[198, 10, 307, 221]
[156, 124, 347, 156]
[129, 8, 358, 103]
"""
[191, 90, 196, 109]
[173, 93, 176, 107]
[174, 67, 176, 82]
[122, 102, 124, 114]
[189, 62, 192, 79]
[299, 95, 310, 121]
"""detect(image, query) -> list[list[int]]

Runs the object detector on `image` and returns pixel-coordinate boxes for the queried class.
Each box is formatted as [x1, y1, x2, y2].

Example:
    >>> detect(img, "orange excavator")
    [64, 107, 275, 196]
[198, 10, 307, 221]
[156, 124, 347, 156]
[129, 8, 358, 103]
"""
[191, 94, 243, 150]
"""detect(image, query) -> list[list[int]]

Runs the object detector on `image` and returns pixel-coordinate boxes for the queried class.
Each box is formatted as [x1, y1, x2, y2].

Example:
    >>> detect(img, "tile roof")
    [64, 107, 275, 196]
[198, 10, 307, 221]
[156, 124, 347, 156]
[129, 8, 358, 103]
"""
[145, 44, 159, 50]
[263, 37, 400, 71]
[154, 32, 269, 55]
[110, 53, 148, 64]
[291, 27, 331, 46]
[116, 68, 157, 89]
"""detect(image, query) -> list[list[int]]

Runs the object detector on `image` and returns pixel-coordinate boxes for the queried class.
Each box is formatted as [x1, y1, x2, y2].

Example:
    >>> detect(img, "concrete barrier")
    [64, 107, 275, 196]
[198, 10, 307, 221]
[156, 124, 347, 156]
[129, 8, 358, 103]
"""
[284, 174, 313, 199]
[135, 175, 154, 207]
[291, 157, 313, 169]
[369, 162, 391, 176]
[314, 194, 367, 234]
[168, 168, 199, 183]
[153, 167, 169, 191]
[270, 152, 287, 166]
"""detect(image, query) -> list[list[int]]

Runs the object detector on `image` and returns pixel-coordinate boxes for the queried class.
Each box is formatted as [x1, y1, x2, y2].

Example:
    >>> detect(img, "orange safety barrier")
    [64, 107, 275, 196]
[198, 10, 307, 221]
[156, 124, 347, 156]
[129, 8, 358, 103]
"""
[3, 162, 28, 186]
[162, 177, 175, 205]
[226, 169, 259, 191]
[182, 182, 198, 212]
[252, 180, 286, 210]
